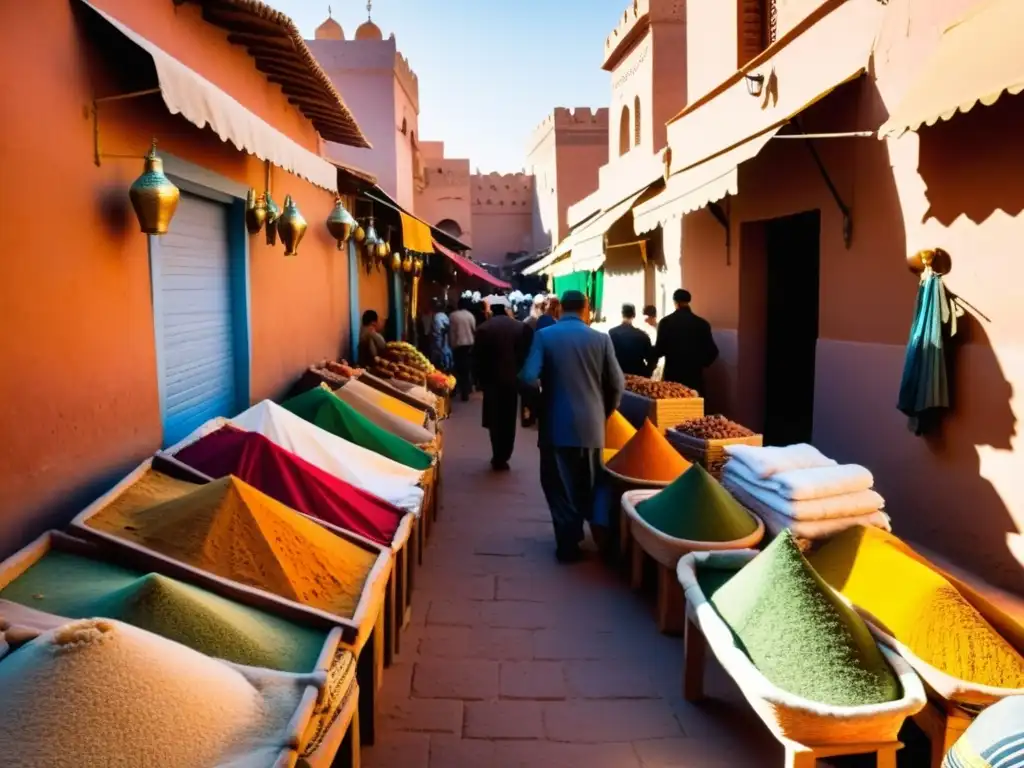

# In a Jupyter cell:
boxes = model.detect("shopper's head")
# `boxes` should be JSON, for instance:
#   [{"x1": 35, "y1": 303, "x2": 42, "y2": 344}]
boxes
[
  {"x1": 458, "y1": 297, "x2": 472, "y2": 311},
  {"x1": 673, "y1": 289, "x2": 692, "y2": 309},
  {"x1": 545, "y1": 296, "x2": 562, "y2": 319},
  {"x1": 621, "y1": 303, "x2": 636, "y2": 322},
  {"x1": 361, "y1": 309, "x2": 379, "y2": 329},
  {"x1": 561, "y1": 290, "x2": 588, "y2": 316},
  {"x1": 490, "y1": 301, "x2": 507, "y2": 317},
  {"x1": 643, "y1": 305, "x2": 657, "y2": 327}
]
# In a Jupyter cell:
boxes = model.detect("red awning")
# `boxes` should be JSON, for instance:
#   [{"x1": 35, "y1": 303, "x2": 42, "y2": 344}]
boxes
[{"x1": 432, "y1": 239, "x2": 511, "y2": 289}]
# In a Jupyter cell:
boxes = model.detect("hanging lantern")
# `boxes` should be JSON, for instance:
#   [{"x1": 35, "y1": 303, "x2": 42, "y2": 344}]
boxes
[
  {"x1": 402, "y1": 253, "x2": 414, "y2": 273},
  {"x1": 264, "y1": 193, "x2": 281, "y2": 246},
  {"x1": 278, "y1": 194, "x2": 307, "y2": 256},
  {"x1": 326, "y1": 196, "x2": 356, "y2": 249},
  {"x1": 413, "y1": 257, "x2": 423, "y2": 277},
  {"x1": 375, "y1": 236, "x2": 389, "y2": 261},
  {"x1": 390, "y1": 251, "x2": 402, "y2": 271},
  {"x1": 129, "y1": 140, "x2": 180, "y2": 235},
  {"x1": 245, "y1": 189, "x2": 267, "y2": 235},
  {"x1": 354, "y1": 223, "x2": 366, "y2": 243},
  {"x1": 363, "y1": 218, "x2": 380, "y2": 261}
]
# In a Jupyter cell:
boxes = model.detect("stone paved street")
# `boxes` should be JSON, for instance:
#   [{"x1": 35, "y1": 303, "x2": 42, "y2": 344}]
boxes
[{"x1": 363, "y1": 397, "x2": 783, "y2": 767}]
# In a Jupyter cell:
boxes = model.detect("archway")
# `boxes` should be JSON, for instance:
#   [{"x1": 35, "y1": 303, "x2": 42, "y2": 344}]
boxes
[{"x1": 436, "y1": 219, "x2": 463, "y2": 238}]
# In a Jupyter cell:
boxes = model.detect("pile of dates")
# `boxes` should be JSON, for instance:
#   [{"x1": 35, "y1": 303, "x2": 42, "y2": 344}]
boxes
[
  {"x1": 674, "y1": 414, "x2": 754, "y2": 440},
  {"x1": 624, "y1": 375, "x2": 698, "y2": 399}
]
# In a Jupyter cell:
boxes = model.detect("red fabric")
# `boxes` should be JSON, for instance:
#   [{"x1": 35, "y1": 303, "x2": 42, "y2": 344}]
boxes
[
  {"x1": 432, "y1": 239, "x2": 511, "y2": 289},
  {"x1": 173, "y1": 426, "x2": 404, "y2": 546}
]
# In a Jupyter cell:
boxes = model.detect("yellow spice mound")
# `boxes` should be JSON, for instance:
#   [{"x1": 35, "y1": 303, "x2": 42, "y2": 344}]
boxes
[
  {"x1": 0, "y1": 619, "x2": 267, "y2": 767},
  {"x1": 810, "y1": 527, "x2": 1024, "y2": 689},
  {"x1": 87, "y1": 475, "x2": 378, "y2": 619},
  {"x1": 605, "y1": 410, "x2": 637, "y2": 450},
  {"x1": 98, "y1": 467, "x2": 202, "y2": 520},
  {"x1": 602, "y1": 448, "x2": 619, "y2": 464},
  {"x1": 607, "y1": 419, "x2": 691, "y2": 483}
]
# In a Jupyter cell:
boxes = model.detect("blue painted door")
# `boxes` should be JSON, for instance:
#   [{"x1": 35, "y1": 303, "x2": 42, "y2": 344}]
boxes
[{"x1": 153, "y1": 192, "x2": 241, "y2": 446}]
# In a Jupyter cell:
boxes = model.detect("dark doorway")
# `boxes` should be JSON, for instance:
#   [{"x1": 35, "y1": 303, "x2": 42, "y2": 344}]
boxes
[{"x1": 763, "y1": 210, "x2": 820, "y2": 446}]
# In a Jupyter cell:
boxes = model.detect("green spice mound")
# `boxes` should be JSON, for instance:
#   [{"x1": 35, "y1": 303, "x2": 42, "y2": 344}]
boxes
[
  {"x1": 700, "y1": 531, "x2": 901, "y2": 706},
  {"x1": 635, "y1": 464, "x2": 759, "y2": 542},
  {"x1": 0, "y1": 551, "x2": 326, "y2": 673}
]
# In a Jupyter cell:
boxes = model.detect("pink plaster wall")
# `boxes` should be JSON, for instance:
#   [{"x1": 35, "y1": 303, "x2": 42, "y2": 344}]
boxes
[
  {"x1": 470, "y1": 173, "x2": 535, "y2": 263},
  {"x1": 673, "y1": 0, "x2": 1024, "y2": 592},
  {"x1": 415, "y1": 141, "x2": 473, "y2": 245}
]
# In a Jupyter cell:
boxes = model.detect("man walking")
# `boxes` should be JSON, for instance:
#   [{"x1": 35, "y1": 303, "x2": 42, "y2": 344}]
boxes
[
  {"x1": 474, "y1": 299, "x2": 531, "y2": 471},
  {"x1": 643, "y1": 304, "x2": 658, "y2": 330},
  {"x1": 609, "y1": 303, "x2": 655, "y2": 376},
  {"x1": 449, "y1": 297, "x2": 477, "y2": 402},
  {"x1": 520, "y1": 291, "x2": 625, "y2": 562},
  {"x1": 653, "y1": 289, "x2": 719, "y2": 393},
  {"x1": 536, "y1": 296, "x2": 561, "y2": 331}
]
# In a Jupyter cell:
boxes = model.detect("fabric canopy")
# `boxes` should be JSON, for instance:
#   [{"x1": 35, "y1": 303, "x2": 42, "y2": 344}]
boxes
[
  {"x1": 633, "y1": 127, "x2": 781, "y2": 234},
  {"x1": 81, "y1": 1, "x2": 337, "y2": 190},
  {"x1": 879, "y1": 0, "x2": 1024, "y2": 138},
  {"x1": 521, "y1": 210, "x2": 602, "y2": 277},
  {"x1": 213, "y1": 400, "x2": 425, "y2": 514},
  {"x1": 432, "y1": 239, "x2": 511, "y2": 289},
  {"x1": 400, "y1": 211, "x2": 434, "y2": 254},
  {"x1": 172, "y1": 426, "x2": 406, "y2": 547},
  {"x1": 282, "y1": 386, "x2": 434, "y2": 470},
  {"x1": 569, "y1": 187, "x2": 651, "y2": 271},
  {"x1": 334, "y1": 382, "x2": 435, "y2": 445}
]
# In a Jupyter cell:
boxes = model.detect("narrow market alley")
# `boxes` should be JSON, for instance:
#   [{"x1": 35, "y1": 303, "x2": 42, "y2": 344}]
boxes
[{"x1": 362, "y1": 397, "x2": 781, "y2": 768}]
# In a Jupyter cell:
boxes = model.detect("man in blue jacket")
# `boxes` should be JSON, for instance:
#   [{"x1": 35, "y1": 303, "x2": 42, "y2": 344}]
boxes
[{"x1": 519, "y1": 291, "x2": 625, "y2": 562}]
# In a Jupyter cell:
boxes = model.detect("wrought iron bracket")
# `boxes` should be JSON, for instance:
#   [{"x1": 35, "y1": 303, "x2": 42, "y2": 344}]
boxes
[
  {"x1": 91, "y1": 88, "x2": 162, "y2": 166},
  {"x1": 793, "y1": 118, "x2": 852, "y2": 248},
  {"x1": 707, "y1": 199, "x2": 732, "y2": 265}
]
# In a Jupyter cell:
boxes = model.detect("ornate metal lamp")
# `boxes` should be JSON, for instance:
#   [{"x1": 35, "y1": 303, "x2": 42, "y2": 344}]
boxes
[
  {"x1": 326, "y1": 196, "x2": 356, "y2": 249},
  {"x1": 278, "y1": 195, "x2": 307, "y2": 256},
  {"x1": 129, "y1": 140, "x2": 180, "y2": 235}
]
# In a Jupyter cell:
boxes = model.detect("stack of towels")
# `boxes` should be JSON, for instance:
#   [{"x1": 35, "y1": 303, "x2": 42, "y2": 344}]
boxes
[{"x1": 721, "y1": 443, "x2": 890, "y2": 541}]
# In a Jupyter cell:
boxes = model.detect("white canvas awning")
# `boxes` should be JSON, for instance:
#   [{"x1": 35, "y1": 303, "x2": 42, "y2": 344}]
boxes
[
  {"x1": 568, "y1": 187, "x2": 651, "y2": 271},
  {"x1": 82, "y1": 1, "x2": 338, "y2": 190}
]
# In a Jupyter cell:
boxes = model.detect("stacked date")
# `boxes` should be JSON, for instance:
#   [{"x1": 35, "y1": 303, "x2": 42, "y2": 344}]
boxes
[
  {"x1": 624, "y1": 375, "x2": 698, "y2": 400},
  {"x1": 674, "y1": 414, "x2": 754, "y2": 440}
]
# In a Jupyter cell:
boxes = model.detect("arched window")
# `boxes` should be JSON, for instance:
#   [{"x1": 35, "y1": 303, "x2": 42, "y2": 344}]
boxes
[
  {"x1": 634, "y1": 96, "x2": 642, "y2": 146},
  {"x1": 619, "y1": 105, "x2": 631, "y2": 156},
  {"x1": 435, "y1": 219, "x2": 463, "y2": 238}
]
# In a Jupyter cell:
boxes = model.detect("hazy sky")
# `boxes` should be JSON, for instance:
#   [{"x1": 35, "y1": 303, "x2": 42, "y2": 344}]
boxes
[{"x1": 268, "y1": 0, "x2": 627, "y2": 172}]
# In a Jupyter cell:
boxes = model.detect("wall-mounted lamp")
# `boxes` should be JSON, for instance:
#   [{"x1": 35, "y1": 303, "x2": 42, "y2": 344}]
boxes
[
  {"x1": 326, "y1": 196, "x2": 356, "y2": 249},
  {"x1": 264, "y1": 192, "x2": 281, "y2": 245},
  {"x1": 245, "y1": 189, "x2": 267, "y2": 235},
  {"x1": 129, "y1": 140, "x2": 180, "y2": 235},
  {"x1": 278, "y1": 195, "x2": 307, "y2": 256},
  {"x1": 744, "y1": 73, "x2": 765, "y2": 98}
]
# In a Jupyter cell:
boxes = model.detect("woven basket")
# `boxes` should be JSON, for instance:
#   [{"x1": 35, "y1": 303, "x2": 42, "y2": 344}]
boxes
[
  {"x1": 666, "y1": 431, "x2": 763, "y2": 479},
  {"x1": 677, "y1": 550, "x2": 927, "y2": 745},
  {"x1": 621, "y1": 489, "x2": 765, "y2": 569}
]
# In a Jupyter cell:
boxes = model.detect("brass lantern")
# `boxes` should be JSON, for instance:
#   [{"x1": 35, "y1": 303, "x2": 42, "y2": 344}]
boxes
[
  {"x1": 375, "y1": 234, "x2": 389, "y2": 261},
  {"x1": 245, "y1": 189, "x2": 267, "y2": 235},
  {"x1": 264, "y1": 192, "x2": 281, "y2": 246},
  {"x1": 413, "y1": 257, "x2": 423, "y2": 277},
  {"x1": 278, "y1": 194, "x2": 308, "y2": 256},
  {"x1": 402, "y1": 253, "x2": 414, "y2": 273},
  {"x1": 326, "y1": 196, "x2": 356, "y2": 250},
  {"x1": 129, "y1": 140, "x2": 180, "y2": 235},
  {"x1": 354, "y1": 223, "x2": 366, "y2": 243},
  {"x1": 390, "y1": 250, "x2": 402, "y2": 271},
  {"x1": 363, "y1": 218, "x2": 380, "y2": 259}
]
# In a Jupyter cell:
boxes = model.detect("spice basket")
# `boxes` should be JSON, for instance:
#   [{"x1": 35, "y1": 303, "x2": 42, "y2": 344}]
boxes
[
  {"x1": 600, "y1": 464, "x2": 673, "y2": 575},
  {"x1": 0, "y1": 530, "x2": 360, "y2": 767},
  {"x1": 618, "y1": 390, "x2": 704, "y2": 432},
  {"x1": 676, "y1": 550, "x2": 926, "y2": 754},
  {"x1": 620, "y1": 490, "x2": 764, "y2": 634},
  {"x1": 665, "y1": 430, "x2": 763, "y2": 479}
]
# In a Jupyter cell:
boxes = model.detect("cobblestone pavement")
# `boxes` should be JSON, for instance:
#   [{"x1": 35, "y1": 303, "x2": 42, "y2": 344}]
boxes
[{"x1": 362, "y1": 397, "x2": 926, "y2": 767}]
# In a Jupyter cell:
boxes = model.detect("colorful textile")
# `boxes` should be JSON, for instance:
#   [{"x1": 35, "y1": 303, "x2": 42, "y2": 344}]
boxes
[
  {"x1": 173, "y1": 425, "x2": 405, "y2": 546},
  {"x1": 943, "y1": 696, "x2": 1024, "y2": 768},
  {"x1": 282, "y1": 387, "x2": 433, "y2": 470}
]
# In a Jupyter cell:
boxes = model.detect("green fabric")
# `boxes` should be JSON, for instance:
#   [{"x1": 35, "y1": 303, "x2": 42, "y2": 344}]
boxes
[
  {"x1": 589, "y1": 268, "x2": 605, "y2": 320},
  {"x1": 897, "y1": 272, "x2": 956, "y2": 435},
  {"x1": 0, "y1": 551, "x2": 326, "y2": 672},
  {"x1": 636, "y1": 464, "x2": 758, "y2": 542},
  {"x1": 699, "y1": 531, "x2": 901, "y2": 706},
  {"x1": 553, "y1": 270, "x2": 589, "y2": 300},
  {"x1": 282, "y1": 386, "x2": 433, "y2": 470}
]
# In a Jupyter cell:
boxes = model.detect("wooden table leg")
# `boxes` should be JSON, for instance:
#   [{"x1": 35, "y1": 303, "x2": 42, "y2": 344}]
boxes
[
  {"x1": 337, "y1": 701, "x2": 361, "y2": 768},
  {"x1": 417, "y1": 512, "x2": 426, "y2": 565},
  {"x1": 876, "y1": 744, "x2": 899, "y2": 768},
  {"x1": 683, "y1": 614, "x2": 706, "y2": 702},
  {"x1": 630, "y1": 539, "x2": 644, "y2": 591},
  {"x1": 393, "y1": 548, "x2": 405, "y2": 655},
  {"x1": 656, "y1": 564, "x2": 687, "y2": 635},
  {"x1": 383, "y1": 570, "x2": 396, "y2": 668},
  {"x1": 354, "y1": 613, "x2": 384, "y2": 747},
  {"x1": 784, "y1": 746, "x2": 817, "y2": 768}
]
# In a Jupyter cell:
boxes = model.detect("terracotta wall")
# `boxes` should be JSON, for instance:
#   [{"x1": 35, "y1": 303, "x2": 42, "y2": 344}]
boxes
[
  {"x1": 675, "y1": 4, "x2": 1024, "y2": 592},
  {"x1": 0, "y1": 1, "x2": 351, "y2": 556}
]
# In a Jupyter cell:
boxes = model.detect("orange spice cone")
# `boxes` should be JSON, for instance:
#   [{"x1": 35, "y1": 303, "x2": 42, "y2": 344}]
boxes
[{"x1": 606, "y1": 419, "x2": 691, "y2": 482}]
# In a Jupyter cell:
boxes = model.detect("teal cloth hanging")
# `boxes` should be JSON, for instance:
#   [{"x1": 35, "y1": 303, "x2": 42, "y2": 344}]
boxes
[{"x1": 897, "y1": 270, "x2": 960, "y2": 435}]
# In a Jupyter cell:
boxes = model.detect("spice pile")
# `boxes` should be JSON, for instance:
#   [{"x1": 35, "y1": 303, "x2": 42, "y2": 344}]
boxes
[
  {"x1": 673, "y1": 415, "x2": 754, "y2": 440},
  {"x1": 809, "y1": 526, "x2": 1024, "y2": 689},
  {"x1": 0, "y1": 550, "x2": 327, "y2": 672},
  {"x1": 636, "y1": 465, "x2": 759, "y2": 542},
  {"x1": 700, "y1": 531, "x2": 901, "y2": 706},
  {"x1": 325, "y1": 360, "x2": 361, "y2": 378},
  {"x1": 605, "y1": 410, "x2": 637, "y2": 450},
  {"x1": 97, "y1": 467, "x2": 203, "y2": 522},
  {"x1": 606, "y1": 420, "x2": 691, "y2": 483},
  {"x1": 625, "y1": 375, "x2": 699, "y2": 400},
  {"x1": 0, "y1": 619, "x2": 302, "y2": 767},
  {"x1": 84, "y1": 475, "x2": 379, "y2": 618}
]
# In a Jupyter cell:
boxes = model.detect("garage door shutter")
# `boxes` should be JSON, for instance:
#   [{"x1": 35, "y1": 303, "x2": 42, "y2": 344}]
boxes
[{"x1": 154, "y1": 192, "x2": 240, "y2": 446}]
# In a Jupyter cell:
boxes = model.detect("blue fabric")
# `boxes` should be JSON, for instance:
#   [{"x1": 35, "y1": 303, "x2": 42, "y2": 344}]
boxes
[
  {"x1": 536, "y1": 314, "x2": 557, "y2": 331},
  {"x1": 898, "y1": 272, "x2": 955, "y2": 435},
  {"x1": 943, "y1": 696, "x2": 1024, "y2": 768},
  {"x1": 519, "y1": 314, "x2": 625, "y2": 449}
]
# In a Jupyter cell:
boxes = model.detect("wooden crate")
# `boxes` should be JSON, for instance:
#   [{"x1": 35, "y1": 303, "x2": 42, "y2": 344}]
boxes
[
  {"x1": 0, "y1": 530, "x2": 360, "y2": 767},
  {"x1": 648, "y1": 397, "x2": 705, "y2": 431},
  {"x1": 666, "y1": 431, "x2": 763, "y2": 478}
]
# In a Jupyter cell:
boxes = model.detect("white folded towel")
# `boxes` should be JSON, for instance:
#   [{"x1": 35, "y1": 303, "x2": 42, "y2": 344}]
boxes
[
  {"x1": 724, "y1": 443, "x2": 836, "y2": 479},
  {"x1": 726, "y1": 482, "x2": 891, "y2": 541},
  {"x1": 722, "y1": 472, "x2": 885, "y2": 521},
  {"x1": 767, "y1": 465, "x2": 875, "y2": 501}
]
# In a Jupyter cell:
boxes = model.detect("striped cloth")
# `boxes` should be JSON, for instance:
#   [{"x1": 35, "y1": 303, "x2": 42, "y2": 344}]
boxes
[{"x1": 944, "y1": 697, "x2": 1024, "y2": 768}]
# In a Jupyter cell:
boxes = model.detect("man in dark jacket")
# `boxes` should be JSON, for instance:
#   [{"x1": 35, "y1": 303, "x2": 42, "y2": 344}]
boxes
[
  {"x1": 520, "y1": 291, "x2": 625, "y2": 562},
  {"x1": 609, "y1": 303, "x2": 654, "y2": 376},
  {"x1": 474, "y1": 300, "x2": 532, "y2": 471},
  {"x1": 653, "y1": 289, "x2": 719, "y2": 394}
]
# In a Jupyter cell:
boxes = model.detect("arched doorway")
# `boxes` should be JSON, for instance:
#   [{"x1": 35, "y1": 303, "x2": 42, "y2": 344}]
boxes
[{"x1": 435, "y1": 219, "x2": 463, "y2": 238}]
